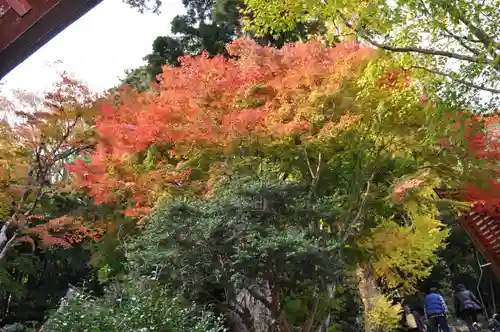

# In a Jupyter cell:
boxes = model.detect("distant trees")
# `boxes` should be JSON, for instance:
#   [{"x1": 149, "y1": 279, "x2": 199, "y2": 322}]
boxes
[{"x1": 120, "y1": 0, "x2": 325, "y2": 89}]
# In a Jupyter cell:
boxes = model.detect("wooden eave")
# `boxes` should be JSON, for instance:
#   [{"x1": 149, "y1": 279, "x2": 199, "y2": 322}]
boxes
[
  {"x1": 0, "y1": 0, "x2": 102, "y2": 80},
  {"x1": 435, "y1": 188, "x2": 500, "y2": 279}
]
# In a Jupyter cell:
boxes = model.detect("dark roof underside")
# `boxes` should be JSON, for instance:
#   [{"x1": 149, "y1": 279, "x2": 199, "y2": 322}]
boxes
[{"x1": 0, "y1": 0, "x2": 102, "y2": 80}]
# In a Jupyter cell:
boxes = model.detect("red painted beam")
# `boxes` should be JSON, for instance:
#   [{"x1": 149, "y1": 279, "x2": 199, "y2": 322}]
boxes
[
  {"x1": 6, "y1": 0, "x2": 31, "y2": 16},
  {"x1": 0, "y1": 0, "x2": 102, "y2": 79},
  {"x1": 0, "y1": 0, "x2": 61, "y2": 53},
  {"x1": 460, "y1": 211, "x2": 500, "y2": 279}
]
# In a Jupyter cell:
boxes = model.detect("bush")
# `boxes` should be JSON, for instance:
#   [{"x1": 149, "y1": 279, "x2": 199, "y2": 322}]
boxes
[{"x1": 44, "y1": 279, "x2": 226, "y2": 332}]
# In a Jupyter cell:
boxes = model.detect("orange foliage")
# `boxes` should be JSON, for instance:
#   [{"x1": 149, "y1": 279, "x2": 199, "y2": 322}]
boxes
[
  {"x1": 68, "y1": 39, "x2": 375, "y2": 214},
  {"x1": 378, "y1": 68, "x2": 412, "y2": 91},
  {"x1": 392, "y1": 170, "x2": 431, "y2": 203},
  {"x1": 0, "y1": 73, "x2": 99, "y2": 254}
]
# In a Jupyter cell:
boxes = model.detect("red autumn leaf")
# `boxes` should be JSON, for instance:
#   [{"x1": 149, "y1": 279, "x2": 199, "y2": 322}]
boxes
[{"x1": 42, "y1": 234, "x2": 72, "y2": 249}]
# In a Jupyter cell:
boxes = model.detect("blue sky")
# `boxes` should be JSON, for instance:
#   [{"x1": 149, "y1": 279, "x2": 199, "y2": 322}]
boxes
[{"x1": 1, "y1": 0, "x2": 185, "y2": 93}]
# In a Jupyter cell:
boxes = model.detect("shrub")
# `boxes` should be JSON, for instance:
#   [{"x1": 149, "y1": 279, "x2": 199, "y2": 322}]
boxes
[{"x1": 44, "y1": 279, "x2": 226, "y2": 332}]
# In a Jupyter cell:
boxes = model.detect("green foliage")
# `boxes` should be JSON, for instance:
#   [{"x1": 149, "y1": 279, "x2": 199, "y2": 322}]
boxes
[
  {"x1": 123, "y1": 0, "x2": 162, "y2": 13},
  {"x1": 44, "y1": 279, "x2": 225, "y2": 332},
  {"x1": 126, "y1": 178, "x2": 345, "y2": 330},
  {"x1": 118, "y1": 66, "x2": 153, "y2": 92},
  {"x1": 0, "y1": 247, "x2": 97, "y2": 327},
  {"x1": 359, "y1": 187, "x2": 449, "y2": 295},
  {"x1": 243, "y1": 0, "x2": 500, "y2": 111},
  {"x1": 365, "y1": 294, "x2": 402, "y2": 332},
  {"x1": 142, "y1": 0, "x2": 238, "y2": 79},
  {"x1": 138, "y1": 0, "x2": 326, "y2": 81}
]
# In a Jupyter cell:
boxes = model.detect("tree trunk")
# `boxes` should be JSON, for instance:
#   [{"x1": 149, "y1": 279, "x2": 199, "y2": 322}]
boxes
[
  {"x1": 356, "y1": 265, "x2": 380, "y2": 332},
  {"x1": 314, "y1": 285, "x2": 336, "y2": 332},
  {"x1": 0, "y1": 222, "x2": 16, "y2": 261},
  {"x1": 237, "y1": 289, "x2": 274, "y2": 332},
  {"x1": 225, "y1": 309, "x2": 253, "y2": 332},
  {"x1": 38, "y1": 285, "x2": 78, "y2": 332}
]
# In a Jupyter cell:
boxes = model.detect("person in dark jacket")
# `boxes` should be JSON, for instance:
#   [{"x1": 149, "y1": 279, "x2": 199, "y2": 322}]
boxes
[
  {"x1": 454, "y1": 284, "x2": 483, "y2": 332},
  {"x1": 401, "y1": 305, "x2": 427, "y2": 332},
  {"x1": 424, "y1": 287, "x2": 452, "y2": 332},
  {"x1": 488, "y1": 313, "x2": 500, "y2": 331}
]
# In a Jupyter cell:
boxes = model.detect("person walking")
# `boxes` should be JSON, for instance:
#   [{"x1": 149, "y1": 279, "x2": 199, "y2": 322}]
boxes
[
  {"x1": 488, "y1": 313, "x2": 500, "y2": 331},
  {"x1": 454, "y1": 284, "x2": 483, "y2": 332},
  {"x1": 424, "y1": 287, "x2": 452, "y2": 332},
  {"x1": 401, "y1": 305, "x2": 427, "y2": 332}
]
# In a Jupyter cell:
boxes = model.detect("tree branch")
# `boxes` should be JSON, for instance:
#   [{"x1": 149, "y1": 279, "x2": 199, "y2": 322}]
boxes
[
  {"x1": 342, "y1": 172, "x2": 376, "y2": 242},
  {"x1": 337, "y1": 10, "x2": 493, "y2": 67},
  {"x1": 247, "y1": 287, "x2": 273, "y2": 312},
  {"x1": 411, "y1": 65, "x2": 500, "y2": 93},
  {"x1": 302, "y1": 296, "x2": 319, "y2": 332},
  {"x1": 52, "y1": 143, "x2": 96, "y2": 164},
  {"x1": 362, "y1": 33, "x2": 485, "y2": 64},
  {"x1": 304, "y1": 149, "x2": 315, "y2": 179},
  {"x1": 23, "y1": 187, "x2": 44, "y2": 217},
  {"x1": 456, "y1": 14, "x2": 499, "y2": 59},
  {"x1": 0, "y1": 233, "x2": 17, "y2": 260},
  {"x1": 0, "y1": 222, "x2": 10, "y2": 250},
  {"x1": 416, "y1": 0, "x2": 481, "y2": 56}
]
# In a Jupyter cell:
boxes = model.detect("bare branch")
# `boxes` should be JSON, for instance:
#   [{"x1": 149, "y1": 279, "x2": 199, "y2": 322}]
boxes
[
  {"x1": 23, "y1": 187, "x2": 44, "y2": 216},
  {"x1": 302, "y1": 296, "x2": 319, "y2": 332},
  {"x1": 303, "y1": 149, "x2": 315, "y2": 179},
  {"x1": 52, "y1": 143, "x2": 96, "y2": 164},
  {"x1": 0, "y1": 222, "x2": 10, "y2": 249},
  {"x1": 0, "y1": 233, "x2": 17, "y2": 260},
  {"x1": 342, "y1": 172, "x2": 376, "y2": 242},
  {"x1": 411, "y1": 65, "x2": 500, "y2": 93},
  {"x1": 51, "y1": 115, "x2": 82, "y2": 156}
]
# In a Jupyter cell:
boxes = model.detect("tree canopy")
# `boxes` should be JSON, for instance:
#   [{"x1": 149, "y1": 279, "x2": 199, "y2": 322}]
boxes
[
  {"x1": 2, "y1": 2, "x2": 499, "y2": 330},
  {"x1": 63, "y1": 38, "x2": 500, "y2": 331},
  {"x1": 243, "y1": 0, "x2": 500, "y2": 111}
]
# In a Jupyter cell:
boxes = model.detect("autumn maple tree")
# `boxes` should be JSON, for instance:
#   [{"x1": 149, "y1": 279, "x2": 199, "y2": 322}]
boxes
[
  {"x1": 0, "y1": 73, "x2": 99, "y2": 260},
  {"x1": 66, "y1": 38, "x2": 490, "y2": 331},
  {"x1": 69, "y1": 40, "x2": 376, "y2": 213},
  {"x1": 463, "y1": 113, "x2": 500, "y2": 215}
]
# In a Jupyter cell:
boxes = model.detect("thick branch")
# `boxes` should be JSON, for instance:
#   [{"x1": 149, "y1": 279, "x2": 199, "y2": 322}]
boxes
[
  {"x1": 457, "y1": 15, "x2": 499, "y2": 58},
  {"x1": 416, "y1": 0, "x2": 481, "y2": 56},
  {"x1": 338, "y1": 10, "x2": 495, "y2": 68},
  {"x1": 0, "y1": 233, "x2": 17, "y2": 260},
  {"x1": 361, "y1": 33, "x2": 485, "y2": 64},
  {"x1": 0, "y1": 222, "x2": 10, "y2": 250},
  {"x1": 247, "y1": 287, "x2": 273, "y2": 312}
]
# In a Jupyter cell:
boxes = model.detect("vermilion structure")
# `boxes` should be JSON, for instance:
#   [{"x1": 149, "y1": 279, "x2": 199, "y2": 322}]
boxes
[
  {"x1": 0, "y1": 0, "x2": 102, "y2": 79},
  {"x1": 463, "y1": 204, "x2": 500, "y2": 277},
  {"x1": 435, "y1": 188, "x2": 500, "y2": 279},
  {"x1": 436, "y1": 112, "x2": 500, "y2": 279}
]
